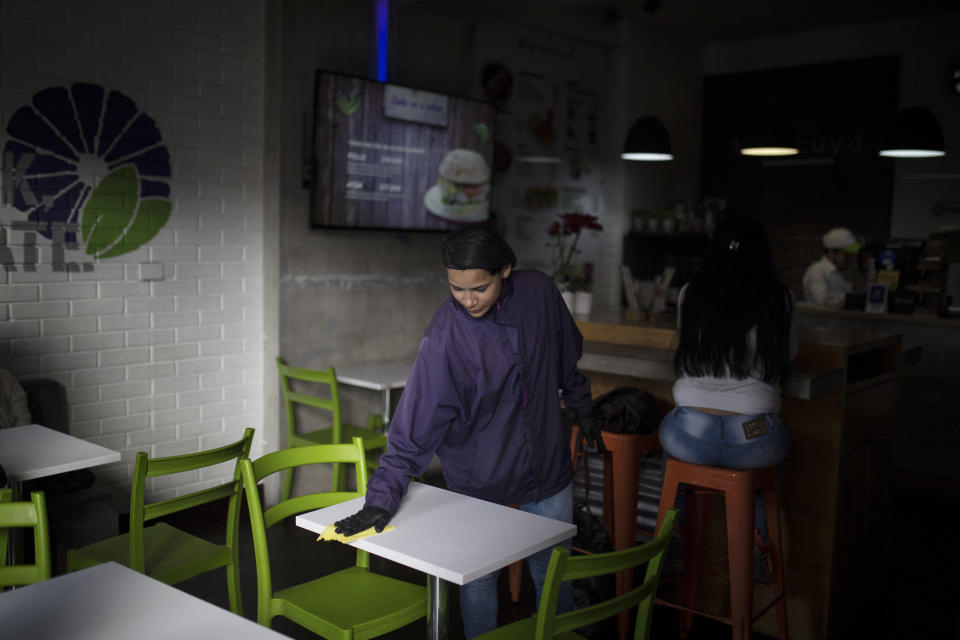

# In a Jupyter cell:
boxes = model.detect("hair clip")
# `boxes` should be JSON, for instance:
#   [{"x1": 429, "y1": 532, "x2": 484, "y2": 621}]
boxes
[{"x1": 728, "y1": 240, "x2": 741, "y2": 251}]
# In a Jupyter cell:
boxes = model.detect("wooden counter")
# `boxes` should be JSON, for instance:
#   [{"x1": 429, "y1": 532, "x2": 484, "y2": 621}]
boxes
[
  {"x1": 797, "y1": 301, "x2": 960, "y2": 328},
  {"x1": 576, "y1": 315, "x2": 901, "y2": 640}
]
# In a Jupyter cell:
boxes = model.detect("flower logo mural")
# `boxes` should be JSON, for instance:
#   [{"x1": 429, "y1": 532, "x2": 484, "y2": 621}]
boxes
[{"x1": 3, "y1": 82, "x2": 171, "y2": 259}]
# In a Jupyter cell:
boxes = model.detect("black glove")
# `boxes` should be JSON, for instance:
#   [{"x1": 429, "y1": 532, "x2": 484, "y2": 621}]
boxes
[
  {"x1": 577, "y1": 411, "x2": 607, "y2": 454},
  {"x1": 334, "y1": 505, "x2": 392, "y2": 536}
]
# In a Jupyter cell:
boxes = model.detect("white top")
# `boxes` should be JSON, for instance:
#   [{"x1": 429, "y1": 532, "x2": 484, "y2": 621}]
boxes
[
  {"x1": 296, "y1": 481, "x2": 576, "y2": 585},
  {"x1": 0, "y1": 562, "x2": 287, "y2": 639},
  {"x1": 0, "y1": 424, "x2": 121, "y2": 482},
  {"x1": 335, "y1": 361, "x2": 413, "y2": 391},
  {"x1": 802, "y1": 255, "x2": 852, "y2": 306},
  {"x1": 671, "y1": 285, "x2": 798, "y2": 414}
]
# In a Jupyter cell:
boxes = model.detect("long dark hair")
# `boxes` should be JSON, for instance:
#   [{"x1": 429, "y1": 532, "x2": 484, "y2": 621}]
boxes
[
  {"x1": 675, "y1": 216, "x2": 793, "y2": 384},
  {"x1": 440, "y1": 224, "x2": 517, "y2": 274}
]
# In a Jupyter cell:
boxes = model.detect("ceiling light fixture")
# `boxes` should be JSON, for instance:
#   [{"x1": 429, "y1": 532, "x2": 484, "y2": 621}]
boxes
[
  {"x1": 621, "y1": 116, "x2": 673, "y2": 161},
  {"x1": 738, "y1": 109, "x2": 799, "y2": 157},
  {"x1": 878, "y1": 105, "x2": 946, "y2": 158}
]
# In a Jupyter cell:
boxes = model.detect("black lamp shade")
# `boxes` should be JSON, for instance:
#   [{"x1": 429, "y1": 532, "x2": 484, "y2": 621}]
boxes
[
  {"x1": 621, "y1": 116, "x2": 673, "y2": 161},
  {"x1": 878, "y1": 105, "x2": 946, "y2": 158},
  {"x1": 738, "y1": 109, "x2": 799, "y2": 157}
]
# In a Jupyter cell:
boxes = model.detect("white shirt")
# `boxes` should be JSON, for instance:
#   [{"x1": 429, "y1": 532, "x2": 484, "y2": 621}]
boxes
[
  {"x1": 671, "y1": 285, "x2": 798, "y2": 414},
  {"x1": 802, "y1": 255, "x2": 851, "y2": 306}
]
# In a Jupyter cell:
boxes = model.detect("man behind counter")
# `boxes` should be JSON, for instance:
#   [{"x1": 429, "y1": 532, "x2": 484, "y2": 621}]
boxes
[{"x1": 802, "y1": 227, "x2": 862, "y2": 306}]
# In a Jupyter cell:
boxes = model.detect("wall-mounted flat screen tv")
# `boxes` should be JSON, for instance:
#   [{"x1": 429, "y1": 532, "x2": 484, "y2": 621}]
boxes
[{"x1": 310, "y1": 70, "x2": 497, "y2": 231}]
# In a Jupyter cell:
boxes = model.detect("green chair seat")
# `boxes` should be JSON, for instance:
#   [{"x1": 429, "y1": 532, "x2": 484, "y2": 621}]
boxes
[
  {"x1": 66, "y1": 522, "x2": 234, "y2": 584},
  {"x1": 289, "y1": 422, "x2": 387, "y2": 450},
  {"x1": 273, "y1": 566, "x2": 428, "y2": 640}
]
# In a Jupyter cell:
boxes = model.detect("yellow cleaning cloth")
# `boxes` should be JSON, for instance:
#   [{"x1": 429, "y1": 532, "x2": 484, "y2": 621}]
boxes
[{"x1": 318, "y1": 523, "x2": 395, "y2": 543}]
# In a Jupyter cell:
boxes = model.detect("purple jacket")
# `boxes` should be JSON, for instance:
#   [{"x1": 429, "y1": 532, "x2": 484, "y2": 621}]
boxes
[{"x1": 365, "y1": 269, "x2": 594, "y2": 515}]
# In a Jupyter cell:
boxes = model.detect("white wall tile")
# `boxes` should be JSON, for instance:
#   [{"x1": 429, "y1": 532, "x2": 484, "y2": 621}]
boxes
[
  {"x1": 175, "y1": 357, "x2": 221, "y2": 376},
  {"x1": 73, "y1": 400, "x2": 127, "y2": 421},
  {"x1": 0, "y1": 285, "x2": 39, "y2": 302},
  {"x1": 152, "y1": 343, "x2": 200, "y2": 361},
  {"x1": 153, "y1": 375, "x2": 200, "y2": 395},
  {"x1": 11, "y1": 335, "x2": 70, "y2": 355},
  {"x1": 102, "y1": 413, "x2": 152, "y2": 434},
  {"x1": 1, "y1": 321, "x2": 41, "y2": 339},
  {"x1": 126, "y1": 329, "x2": 176, "y2": 347},
  {"x1": 101, "y1": 381, "x2": 152, "y2": 402},
  {"x1": 72, "y1": 332, "x2": 125, "y2": 351},
  {"x1": 100, "y1": 347, "x2": 151, "y2": 366},
  {"x1": 129, "y1": 394, "x2": 177, "y2": 414},
  {"x1": 10, "y1": 301, "x2": 69, "y2": 319}
]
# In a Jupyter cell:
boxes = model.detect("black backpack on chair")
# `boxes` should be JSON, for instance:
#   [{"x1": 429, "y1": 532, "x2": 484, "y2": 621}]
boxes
[{"x1": 593, "y1": 386, "x2": 657, "y2": 435}]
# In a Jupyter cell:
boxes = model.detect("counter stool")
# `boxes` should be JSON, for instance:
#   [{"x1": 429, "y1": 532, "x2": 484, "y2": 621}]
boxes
[{"x1": 654, "y1": 457, "x2": 788, "y2": 640}]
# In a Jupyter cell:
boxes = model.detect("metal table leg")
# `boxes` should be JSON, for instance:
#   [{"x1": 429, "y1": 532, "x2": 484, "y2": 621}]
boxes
[
  {"x1": 427, "y1": 574, "x2": 449, "y2": 640},
  {"x1": 382, "y1": 388, "x2": 392, "y2": 429}
]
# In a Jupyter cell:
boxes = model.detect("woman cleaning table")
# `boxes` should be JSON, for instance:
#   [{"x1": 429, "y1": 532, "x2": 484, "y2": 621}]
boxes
[{"x1": 334, "y1": 224, "x2": 605, "y2": 639}]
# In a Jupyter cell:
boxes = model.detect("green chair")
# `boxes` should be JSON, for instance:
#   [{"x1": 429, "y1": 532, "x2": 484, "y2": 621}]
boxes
[
  {"x1": 0, "y1": 489, "x2": 52, "y2": 588},
  {"x1": 65, "y1": 428, "x2": 254, "y2": 614},
  {"x1": 276, "y1": 357, "x2": 387, "y2": 498},
  {"x1": 240, "y1": 437, "x2": 427, "y2": 638},
  {"x1": 476, "y1": 508, "x2": 680, "y2": 640}
]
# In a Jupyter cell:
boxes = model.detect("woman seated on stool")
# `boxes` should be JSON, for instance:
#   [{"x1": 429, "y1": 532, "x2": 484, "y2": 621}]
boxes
[{"x1": 659, "y1": 215, "x2": 797, "y2": 582}]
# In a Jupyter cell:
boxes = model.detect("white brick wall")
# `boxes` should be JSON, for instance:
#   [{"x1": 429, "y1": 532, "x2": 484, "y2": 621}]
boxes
[{"x1": 0, "y1": 0, "x2": 266, "y2": 501}]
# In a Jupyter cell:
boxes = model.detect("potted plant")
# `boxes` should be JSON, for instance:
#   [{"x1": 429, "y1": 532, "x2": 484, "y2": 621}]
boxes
[{"x1": 546, "y1": 212, "x2": 603, "y2": 315}]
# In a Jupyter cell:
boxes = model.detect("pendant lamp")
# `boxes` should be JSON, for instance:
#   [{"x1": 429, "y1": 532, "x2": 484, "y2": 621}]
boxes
[
  {"x1": 621, "y1": 116, "x2": 673, "y2": 161},
  {"x1": 738, "y1": 108, "x2": 799, "y2": 157},
  {"x1": 878, "y1": 105, "x2": 945, "y2": 158}
]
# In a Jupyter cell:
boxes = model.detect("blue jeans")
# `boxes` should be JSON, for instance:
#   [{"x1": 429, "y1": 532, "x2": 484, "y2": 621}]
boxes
[
  {"x1": 460, "y1": 483, "x2": 574, "y2": 639},
  {"x1": 658, "y1": 406, "x2": 789, "y2": 539}
]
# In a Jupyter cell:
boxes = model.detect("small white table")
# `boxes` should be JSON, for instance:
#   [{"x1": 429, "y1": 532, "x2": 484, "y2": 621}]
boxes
[
  {"x1": 0, "y1": 562, "x2": 288, "y2": 639},
  {"x1": 0, "y1": 423, "x2": 121, "y2": 564},
  {"x1": 0, "y1": 423, "x2": 121, "y2": 496},
  {"x1": 336, "y1": 360, "x2": 413, "y2": 426},
  {"x1": 296, "y1": 481, "x2": 577, "y2": 640}
]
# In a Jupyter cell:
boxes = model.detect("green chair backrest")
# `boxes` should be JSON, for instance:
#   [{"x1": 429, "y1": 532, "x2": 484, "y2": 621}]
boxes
[
  {"x1": 239, "y1": 437, "x2": 369, "y2": 624},
  {"x1": 128, "y1": 427, "x2": 255, "y2": 573},
  {"x1": 276, "y1": 357, "x2": 343, "y2": 443},
  {"x1": 534, "y1": 508, "x2": 679, "y2": 640},
  {"x1": 0, "y1": 489, "x2": 52, "y2": 588}
]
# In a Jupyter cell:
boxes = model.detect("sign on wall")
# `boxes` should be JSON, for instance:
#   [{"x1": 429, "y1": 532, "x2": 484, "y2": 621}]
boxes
[
  {"x1": 1, "y1": 82, "x2": 171, "y2": 271},
  {"x1": 472, "y1": 22, "x2": 607, "y2": 276}
]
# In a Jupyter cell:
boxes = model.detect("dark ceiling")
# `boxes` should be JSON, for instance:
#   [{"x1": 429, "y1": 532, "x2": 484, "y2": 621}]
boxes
[{"x1": 397, "y1": 0, "x2": 958, "y2": 41}]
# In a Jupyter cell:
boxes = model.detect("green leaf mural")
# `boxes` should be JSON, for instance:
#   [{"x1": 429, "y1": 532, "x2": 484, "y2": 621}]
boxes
[
  {"x1": 337, "y1": 90, "x2": 361, "y2": 115},
  {"x1": 81, "y1": 166, "x2": 170, "y2": 259}
]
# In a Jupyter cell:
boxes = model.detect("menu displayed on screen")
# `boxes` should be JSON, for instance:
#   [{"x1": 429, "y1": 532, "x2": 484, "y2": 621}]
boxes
[{"x1": 311, "y1": 71, "x2": 497, "y2": 231}]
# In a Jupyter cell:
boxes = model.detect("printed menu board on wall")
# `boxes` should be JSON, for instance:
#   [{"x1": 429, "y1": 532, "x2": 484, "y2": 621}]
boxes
[
  {"x1": 473, "y1": 23, "x2": 607, "y2": 274},
  {"x1": 311, "y1": 71, "x2": 496, "y2": 231}
]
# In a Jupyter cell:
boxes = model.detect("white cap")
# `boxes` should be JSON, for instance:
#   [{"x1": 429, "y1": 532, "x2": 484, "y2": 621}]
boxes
[{"x1": 822, "y1": 227, "x2": 861, "y2": 254}]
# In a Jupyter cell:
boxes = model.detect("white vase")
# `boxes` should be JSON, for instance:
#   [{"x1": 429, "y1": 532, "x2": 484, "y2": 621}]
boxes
[
  {"x1": 573, "y1": 291, "x2": 593, "y2": 317},
  {"x1": 561, "y1": 290, "x2": 575, "y2": 313}
]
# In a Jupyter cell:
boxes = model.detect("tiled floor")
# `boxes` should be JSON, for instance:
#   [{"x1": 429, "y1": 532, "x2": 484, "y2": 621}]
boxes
[{"x1": 44, "y1": 464, "x2": 959, "y2": 640}]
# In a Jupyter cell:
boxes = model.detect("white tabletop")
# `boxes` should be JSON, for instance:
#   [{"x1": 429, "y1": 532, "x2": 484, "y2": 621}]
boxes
[
  {"x1": 0, "y1": 423, "x2": 121, "y2": 482},
  {"x1": 0, "y1": 562, "x2": 287, "y2": 639},
  {"x1": 296, "y1": 482, "x2": 577, "y2": 585},
  {"x1": 335, "y1": 361, "x2": 412, "y2": 391}
]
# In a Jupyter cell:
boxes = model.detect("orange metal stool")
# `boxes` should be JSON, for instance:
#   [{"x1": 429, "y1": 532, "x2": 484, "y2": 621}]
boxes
[{"x1": 654, "y1": 457, "x2": 788, "y2": 640}]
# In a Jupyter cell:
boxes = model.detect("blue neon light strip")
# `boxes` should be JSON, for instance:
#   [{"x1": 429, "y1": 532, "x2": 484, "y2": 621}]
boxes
[{"x1": 376, "y1": 0, "x2": 389, "y2": 82}]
